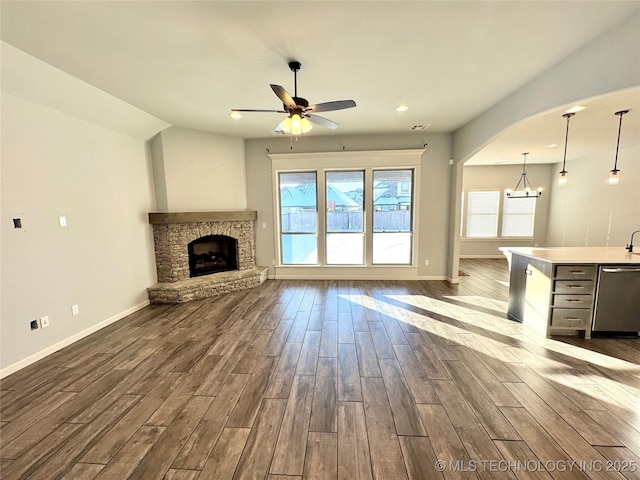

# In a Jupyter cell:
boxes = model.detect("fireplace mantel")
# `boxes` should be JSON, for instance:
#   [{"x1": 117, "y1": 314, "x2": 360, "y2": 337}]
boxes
[{"x1": 149, "y1": 211, "x2": 257, "y2": 224}]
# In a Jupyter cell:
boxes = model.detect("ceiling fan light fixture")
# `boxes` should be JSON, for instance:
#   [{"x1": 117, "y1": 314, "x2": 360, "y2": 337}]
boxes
[{"x1": 277, "y1": 114, "x2": 312, "y2": 135}]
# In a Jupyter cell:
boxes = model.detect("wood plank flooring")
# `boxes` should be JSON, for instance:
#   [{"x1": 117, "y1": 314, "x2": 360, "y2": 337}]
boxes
[{"x1": 2, "y1": 259, "x2": 639, "y2": 480}]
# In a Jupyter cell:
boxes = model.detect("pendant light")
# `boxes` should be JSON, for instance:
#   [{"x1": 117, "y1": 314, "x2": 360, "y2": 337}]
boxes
[
  {"x1": 506, "y1": 153, "x2": 543, "y2": 198},
  {"x1": 558, "y1": 112, "x2": 574, "y2": 186},
  {"x1": 608, "y1": 109, "x2": 629, "y2": 186}
]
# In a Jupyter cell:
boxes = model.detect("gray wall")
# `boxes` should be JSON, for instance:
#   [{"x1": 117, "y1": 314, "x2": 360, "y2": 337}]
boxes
[
  {"x1": 1, "y1": 93, "x2": 158, "y2": 373},
  {"x1": 245, "y1": 133, "x2": 454, "y2": 279},
  {"x1": 546, "y1": 145, "x2": 640, "y2": 247},
  {"x1": 150, "y1": 126, "x2": 246, "y2": 212},
  {"x1": 460, "y1": 164, "x2": 553, "y2": 257},
  {"x1": 453, "y1": 12, "x2": 640, "y2": 164}
]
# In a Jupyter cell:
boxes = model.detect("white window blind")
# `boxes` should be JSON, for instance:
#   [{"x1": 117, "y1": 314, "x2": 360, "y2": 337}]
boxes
[
  {"x1": 502, "y1": 192, "x2": 536, "y2": 237},
  {"x1": 465, "y1": 191, "x2": 499, "y2": 238}
]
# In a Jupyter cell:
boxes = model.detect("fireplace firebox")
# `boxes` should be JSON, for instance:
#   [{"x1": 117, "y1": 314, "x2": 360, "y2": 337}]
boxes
[{"x1": 188, "y1": 235, "x2": 238, "y2": 277}]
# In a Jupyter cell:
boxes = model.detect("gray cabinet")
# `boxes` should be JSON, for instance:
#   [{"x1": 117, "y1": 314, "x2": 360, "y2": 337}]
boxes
[{"x1": 507, "y1": 253, "x2": 593, "y2": 338}]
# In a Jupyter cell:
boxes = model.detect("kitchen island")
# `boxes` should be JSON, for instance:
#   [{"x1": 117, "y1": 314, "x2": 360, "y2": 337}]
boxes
[{"x1": 501, "y1": 247, "x2": 640, "y2": 338}]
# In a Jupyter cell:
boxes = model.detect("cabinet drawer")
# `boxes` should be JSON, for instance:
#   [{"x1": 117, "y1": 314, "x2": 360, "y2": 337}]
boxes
[
  {"x1": 554, "y1": 280, "x2": 594, "y2": 294},
  {"x1": 551, "y1": 309, "x2": 590, "y2": 328},
  {"x1": 552, "y1": 294, "x2": 593, "y2": 308},
  {"x1": 555, "y1": 265, "x2": 596, "y2": 280}
]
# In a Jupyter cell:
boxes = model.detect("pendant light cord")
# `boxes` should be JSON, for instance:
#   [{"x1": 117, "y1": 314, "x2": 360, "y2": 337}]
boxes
[
  {"x1": 561, "y1": 113, "x2": 574, "y2": 173},
  {"x1": 613, "y1": 110, "x2": 628, "y2": 171}
]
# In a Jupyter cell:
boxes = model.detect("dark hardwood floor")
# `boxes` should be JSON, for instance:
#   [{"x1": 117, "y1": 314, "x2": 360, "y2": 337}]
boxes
[{"x1": 1, "y1": 259, "x2": 639, "y2": 480}]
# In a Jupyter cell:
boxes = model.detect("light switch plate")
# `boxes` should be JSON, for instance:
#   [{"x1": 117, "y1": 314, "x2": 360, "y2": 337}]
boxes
[{"x1": 58, "y1": 216, "x2": 67, "y2": 227}]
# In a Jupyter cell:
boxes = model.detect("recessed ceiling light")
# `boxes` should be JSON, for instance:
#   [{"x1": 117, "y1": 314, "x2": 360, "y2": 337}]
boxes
[
  {"x1": 546, "y1": 143, "x2": 559, "y2": 148},
  {"x1": 396, "y1": 105, "x2": 409, "y2": 112},
  {"x1": 229, "y1": 111, "x2": 242, "y2": 119},
  {"x1": 565, "y1": 105, "x2": 586, "y2": 114}
]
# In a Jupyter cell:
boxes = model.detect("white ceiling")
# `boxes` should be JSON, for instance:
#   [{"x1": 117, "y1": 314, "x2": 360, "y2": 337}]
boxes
[{"x1": 1, "y1": 1, "x2": 639, "y2": 161}]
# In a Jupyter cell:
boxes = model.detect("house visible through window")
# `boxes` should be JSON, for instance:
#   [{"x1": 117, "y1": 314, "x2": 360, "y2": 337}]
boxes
[
  {"x1": 373, "y1": 170, "x2": 413, "y2": 264},
  {"x1": 279, "y1": 172, "x2": 318, "y2": 264},
  {"x1": 277, "y1": 167, "x2": 415, "y2": 266},
  {"x1": 326, "y1": 171, "x2": 364, "y2": 265}
]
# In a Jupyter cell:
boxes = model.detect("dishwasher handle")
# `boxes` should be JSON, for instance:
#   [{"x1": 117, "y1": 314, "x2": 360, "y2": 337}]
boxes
[{"x1": 601, "y1": 267, "x2": 640, "y2": 273}]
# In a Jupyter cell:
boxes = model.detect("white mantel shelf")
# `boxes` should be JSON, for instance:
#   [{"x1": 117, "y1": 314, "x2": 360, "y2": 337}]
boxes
[
  {"x1": 501, "y1": 246, "x2": 640, "y2": 265},
  {"x1": 148, "y1": 211, "x2": 257, "y2": 224}
]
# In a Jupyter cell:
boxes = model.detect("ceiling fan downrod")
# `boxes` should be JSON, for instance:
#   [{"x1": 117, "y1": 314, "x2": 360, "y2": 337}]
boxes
[{"x1": 289, "y1": 61, "x2": 301, "y2": 99}]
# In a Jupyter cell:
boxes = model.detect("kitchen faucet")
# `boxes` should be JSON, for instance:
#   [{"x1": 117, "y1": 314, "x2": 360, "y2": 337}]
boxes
[{"x1": 626, "y1": 230, "x2": 640, "y2": 253}]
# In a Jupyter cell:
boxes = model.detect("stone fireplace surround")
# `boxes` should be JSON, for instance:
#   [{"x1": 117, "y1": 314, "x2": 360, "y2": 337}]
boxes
[{"x1": 147, "y1": 211, "x2": 267, "y2": 303}]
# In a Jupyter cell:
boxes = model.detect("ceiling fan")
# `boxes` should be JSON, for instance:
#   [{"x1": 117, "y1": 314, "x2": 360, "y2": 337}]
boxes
[{"x1": 230, "y1": 61, "x2": 356, "y2": 134}]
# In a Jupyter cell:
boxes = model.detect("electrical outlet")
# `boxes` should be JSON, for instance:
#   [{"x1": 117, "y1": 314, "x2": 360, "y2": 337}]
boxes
[
  {"x1": 71, "y1": 304, "x2": 79, "y2": 315},
  {"x1": 39, "y1": 316, "x2": 50, "y2": 328},
  {"x1": 30, "y1": 320, "x2": 39, "y2": 330},
  {"x1": 424, "y1": 259, "x2": 430, "y2": 266}
]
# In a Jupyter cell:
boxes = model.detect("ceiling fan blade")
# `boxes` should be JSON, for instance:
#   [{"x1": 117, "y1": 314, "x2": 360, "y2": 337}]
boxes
[
  {"x1": 230, "y1": 109, "x2": 287, "y2": 113},
  {"x1": 306, "y1": 100, "x2": 356, "y2": 113},
  {"x1": 270, "y1": 84, "x2": 296, "y2": 110},
  {"x1": 307, "y1": 114, "x2": 339, "y2": 130}
]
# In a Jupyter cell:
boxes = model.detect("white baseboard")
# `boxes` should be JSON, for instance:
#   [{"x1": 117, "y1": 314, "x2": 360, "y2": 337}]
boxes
[
  {"x1": 271, "y1": 274, "x2": 449, "y2": 281},
  {"x1": 459, "y1": 254, "x2": 505, "y2": 259},
  {"x1": 0, "y1": 300, "x2": 150, "y2": 379}
]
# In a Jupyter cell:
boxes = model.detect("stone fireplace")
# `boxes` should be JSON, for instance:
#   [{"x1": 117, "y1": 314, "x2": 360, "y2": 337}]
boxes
[{"x1": 147, "y1": 211, "x2": 267, "y2": 303}]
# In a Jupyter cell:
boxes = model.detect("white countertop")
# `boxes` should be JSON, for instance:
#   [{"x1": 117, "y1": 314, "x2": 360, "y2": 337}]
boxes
[{"x1": 500, "y1": 246, "x2": 640, "y2": 265}]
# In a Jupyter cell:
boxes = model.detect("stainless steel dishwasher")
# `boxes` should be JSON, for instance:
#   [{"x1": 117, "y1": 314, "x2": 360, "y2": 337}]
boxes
[{"x1": 592, "y1": 265, "x2": 640, "y2": 333}]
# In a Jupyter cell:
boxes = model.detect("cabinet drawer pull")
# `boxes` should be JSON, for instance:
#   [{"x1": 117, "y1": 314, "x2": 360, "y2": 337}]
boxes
[
  {"x1": 569, "y1": 271, "x2": 587, "y2": 275},
  {"x1": 525, "y1": 269, "x2": 533, "y2": 276},
  {"x1": 564, "y1": 317, "x2": 582, "y2": 321},
  {"x1": 567, "y1": 285, "x2": 584, "y2": 289}
]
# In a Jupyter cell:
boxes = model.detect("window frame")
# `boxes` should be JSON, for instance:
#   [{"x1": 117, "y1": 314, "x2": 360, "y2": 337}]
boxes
[{"x1": 271, "y1": 150, "x2": 423, "y2": 269}]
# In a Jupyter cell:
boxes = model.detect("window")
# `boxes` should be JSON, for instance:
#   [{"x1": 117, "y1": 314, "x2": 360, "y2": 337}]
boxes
[
  {"x1": 502, "y1": 192, "x2": 536, "y2": 237},
  {"x1": 326, "y1": 171, "x2": 364, "y2": 264},
  {"x1": 279, "y1": 172, "x2": 318, "y2": 264},
  {"x1": 465, "y1": 190, "x2": 500, "y2": 238},
  {"x1": 373, "y1": 170, "x2": 413, "y2": 264},
  {"x1": 272, "y1": 150, "x2": 422, "y2": 268}
]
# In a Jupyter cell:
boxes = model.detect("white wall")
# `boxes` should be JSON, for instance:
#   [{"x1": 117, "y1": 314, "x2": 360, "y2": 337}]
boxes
[
  {"x1": 1, "y1": 93, "x2": 158, "y2": 374},
  {"x1": 546, "y1": 146, "x2": 640, "y2": 247},
  {"x1": 460, "y1": 164, "x2": 553, "y2": 257},
  {"x1": 245, "y1": 133, "x2": 454, "y2": 279},
  {"x1": 150, "y1": 127, "x2": 246, "y2": 212}
]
